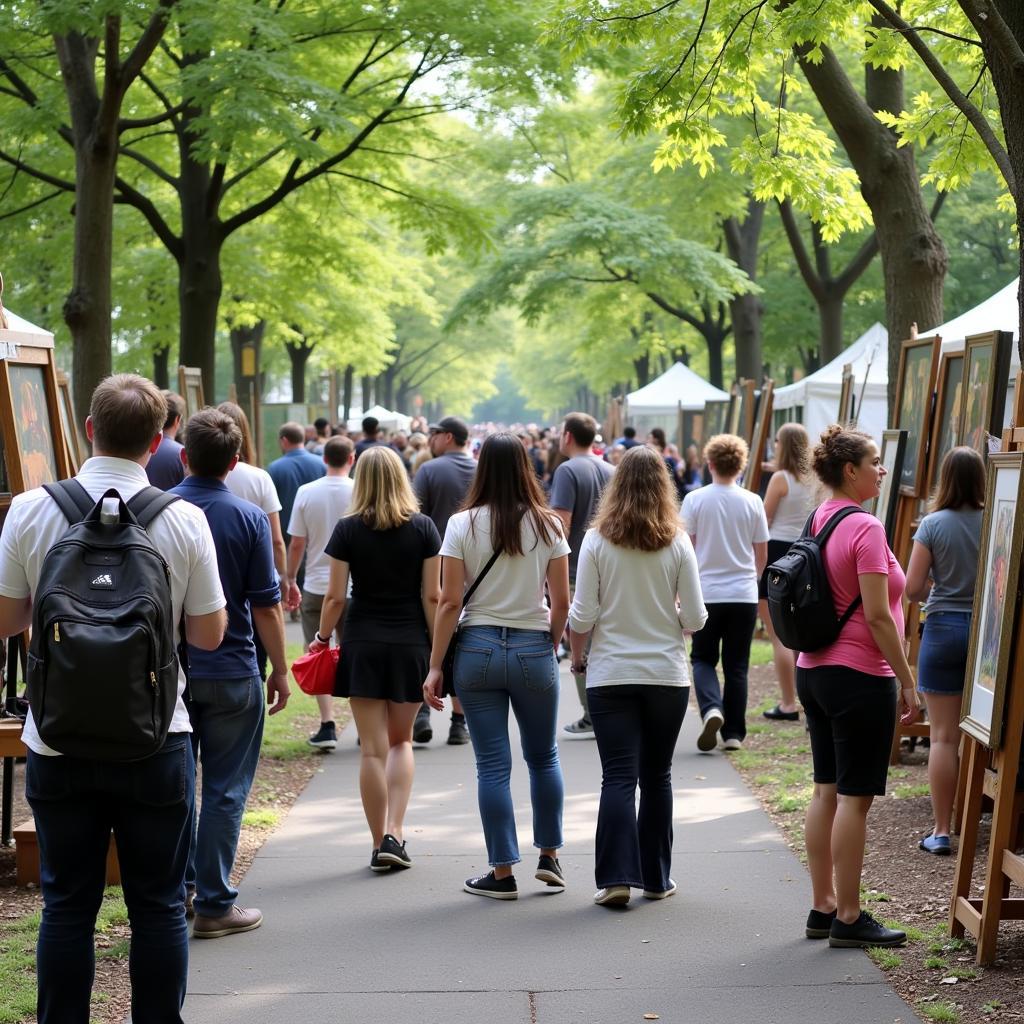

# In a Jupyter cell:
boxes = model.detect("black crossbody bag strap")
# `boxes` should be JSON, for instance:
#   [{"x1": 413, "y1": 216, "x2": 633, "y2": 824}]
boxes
[{"x1": 462, "y1": 546, "x2": 502, "y2": 609}]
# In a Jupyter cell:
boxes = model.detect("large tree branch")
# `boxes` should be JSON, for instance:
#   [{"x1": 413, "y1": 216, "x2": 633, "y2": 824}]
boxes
[
  {"x1": 776, "y1": 200, "x2": 824, "y2": 302},
  {"x1": 114, "y1": 176, "x2": 183, "y2": 259},
  {"x1": 119, "y1": 105, "x2": 184, "y2": 130},
  {"x1": 119, "y1": 0, "x2": 180, "y2": 88},
  {"x1": 0, "y1": 55, "x2": 40, "y2": 106},
  {"x1": 645, "y1": 290, "x2": 705, "y2": 330},
  {"x1": 835, "y1": 230, "x2": 879, "y2": 293},
  {"x1": 119, "y1": 145, "x2": 179, "y2": 187},
  {"x1": 0, "y1": 147, "x2": 75, "y2": 192},
  {"x1": 866, "y1": 0, "x2": 1015, "y2": 191},
  {"x1": 0, "y1": 188, "x2": 66, "y2": 221}
]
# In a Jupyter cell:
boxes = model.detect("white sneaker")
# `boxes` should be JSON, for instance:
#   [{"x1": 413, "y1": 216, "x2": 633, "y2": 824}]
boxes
[
  {"x1": 643, "y1": 879, "x2": 677, "y2": 900},
  {"x1": 722, "y1": 737, "x2": 742, "y2": 751},
  {"x1": 697, "y1": 709, "x2": 724, "y2": 752},
  {"x1": 594, "y1": 885, "x2": 631, "y2": 906}
]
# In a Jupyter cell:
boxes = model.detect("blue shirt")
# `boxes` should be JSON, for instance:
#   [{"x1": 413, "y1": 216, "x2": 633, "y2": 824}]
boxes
[
  {"x1": 267, "y1": 448, "x2": 325, "y2": 537},
  {"x1": 170, "y1": 476, "x2": 280, "y2": 679},
  {"x1": 146, "y1": 435, "x2": 185, "y2": 490}
]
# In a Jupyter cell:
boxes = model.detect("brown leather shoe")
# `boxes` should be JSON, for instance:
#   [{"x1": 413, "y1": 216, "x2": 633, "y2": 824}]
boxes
[{"x1": 192, "y1": 905, "x2": 263, "y2": 939}]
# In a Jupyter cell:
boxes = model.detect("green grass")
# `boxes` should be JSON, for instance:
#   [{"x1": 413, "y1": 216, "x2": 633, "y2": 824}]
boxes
[
  {"x1": 867, "y1": 947, "x2": 901, "y2": 970},
  {"x1": 242, "y1": 809, "x2": 280, "y2": 829},
  {"x1": 862, "y1": 888, "x2": 892, "y2": 903},
  {"x1": 982, "y1": 1000, "x2": 1003, "y2": 1014},
  {"x1": 882, "y1": 919, "x2": 925, "y2": 942},
  {"x1": 96, "y1": 938, "x2": 130, "y2": 961},
  {"x1": 924, "y1": 956, "x2": 948, "y2": 970},
  {"x1": 774, "y1": 788, "x2": 813, "y2": 814},
  {"x1": 262, "y1": 641, "x2": 339, "y2": 759},
  {"x1": 919, "y1": 1000, "x2": 959, "y2": 1023},
  {"x1": 893, "y1": 783, "x2": 931, "y2": 799},
  {"x1": 946, "y1": 967, "x2": 978, "y2": 980},
  {"x1": 749, "y1": 639, "x2": 773, "y2": 666}
]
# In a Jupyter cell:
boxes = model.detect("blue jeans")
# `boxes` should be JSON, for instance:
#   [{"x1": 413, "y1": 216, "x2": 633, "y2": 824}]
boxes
[
  {"x1": 917, "y1": 611, "x2": 971, "y2": 694},
  {"x1": 588, "y1": 685, "x2": 687, "y2": 891},
  {"x1": 691, "y1": 602, "x2": 758, "y2": 741},
  {"x1": 26, "y1": 734, "x2": 194, "y2": 1024},
  {"x1": 186, "y1": 676, "x2": 264, "y2": 918},
  {"x1": 454, "y1": 626, "x2": 564, "y2": 867}
]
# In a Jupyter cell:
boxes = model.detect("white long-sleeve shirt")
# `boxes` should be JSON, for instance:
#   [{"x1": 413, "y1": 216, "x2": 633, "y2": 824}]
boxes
[{"x1": 568, "y1": 528, "x2": 707, "y2": 688}]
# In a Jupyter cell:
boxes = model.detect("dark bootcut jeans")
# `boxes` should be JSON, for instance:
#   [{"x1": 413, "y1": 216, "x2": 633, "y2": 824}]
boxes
[
  {"x1": 26, "y1": 734, "x2": 195, "y2": 1024},
  {"x1": 588, "y1": 685, "x2": 687, "y2": 891},
  {"x1": 690, "y1": 602, "x2": 758, "y2": 742}
]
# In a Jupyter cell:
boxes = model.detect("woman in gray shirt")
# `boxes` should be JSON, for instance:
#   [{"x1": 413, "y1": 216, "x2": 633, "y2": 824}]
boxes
[{"x1": 905, "y1": 447, "x2": 985, "y2": 855}]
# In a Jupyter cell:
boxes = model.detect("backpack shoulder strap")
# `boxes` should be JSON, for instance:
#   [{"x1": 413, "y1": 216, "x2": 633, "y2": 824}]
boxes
[
  {"x1": 127, "y1": 486, "x2": 182, "y2": 529},
  {"x1": 43, "y1": 479, "x2": 96, "y2": 525},
  {"x1": 813, "y1": 505, "x2": 869, "y2": 547}
]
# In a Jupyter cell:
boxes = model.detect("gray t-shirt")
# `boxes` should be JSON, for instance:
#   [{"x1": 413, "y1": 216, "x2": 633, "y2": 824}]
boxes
[
  {"x1": 414, "y1": 451, "x2": 476, "y2": 538},
  {"x1": 913, "y1": 507, "x2": 983, "y2": 614},
  {"x1": 549, "y1": 455, "x2": 615, "y2": 580}
]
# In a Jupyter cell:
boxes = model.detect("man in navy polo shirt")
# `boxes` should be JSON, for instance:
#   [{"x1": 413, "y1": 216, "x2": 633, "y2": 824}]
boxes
[
  {"x1": 145, "y1": 390, "x2": 186, "y2": 490},
  {"x1": 173, "y1": 408, "x2": 290, "y2": 939}
]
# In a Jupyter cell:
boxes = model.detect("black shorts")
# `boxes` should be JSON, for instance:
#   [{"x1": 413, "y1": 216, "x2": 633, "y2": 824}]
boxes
[
  {"x1": 796, "y1": 665, "x2": 897, "y2": 796},
  {"x1": 758, "y1": 539, "x2": 794, "y2": 600}
]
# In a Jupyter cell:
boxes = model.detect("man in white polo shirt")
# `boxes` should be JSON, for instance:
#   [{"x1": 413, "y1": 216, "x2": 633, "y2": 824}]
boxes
[
  {"x1": 285, "y1": 436, "x2": 355, "y2": 749},
  {"x1": 0, "y1": 374, "x2": 226, "y2": 1024}
]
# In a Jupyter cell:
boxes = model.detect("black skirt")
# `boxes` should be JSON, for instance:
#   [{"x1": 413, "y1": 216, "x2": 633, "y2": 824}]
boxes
[
  {"x1": 334, "y1": 640, "x2": 429, "y2": 703},
  {"x1": 759, "y1": 539, "x2": 795, "y2": 600}
]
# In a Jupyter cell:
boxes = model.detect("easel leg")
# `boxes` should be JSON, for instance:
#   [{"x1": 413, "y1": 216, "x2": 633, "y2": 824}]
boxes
[{"x1": 950, "y1": 737, "x2": 986, "y2": 939}]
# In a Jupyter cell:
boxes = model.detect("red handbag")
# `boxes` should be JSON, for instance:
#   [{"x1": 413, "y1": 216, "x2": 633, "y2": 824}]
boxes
[{"x1": 291, "y1": 646, "x2": 339, "y2": 695}]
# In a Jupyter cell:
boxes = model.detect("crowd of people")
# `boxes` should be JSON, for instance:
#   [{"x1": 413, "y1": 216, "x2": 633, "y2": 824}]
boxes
[{"x1": 0, "y1": 374, "x2": 986, "y2": 1022}]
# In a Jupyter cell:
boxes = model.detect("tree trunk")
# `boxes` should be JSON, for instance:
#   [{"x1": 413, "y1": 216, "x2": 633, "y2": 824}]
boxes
[
  {"x1": 361, "y1": 376, "x2": 372, "y2": 414},
  {"x1": 342, "y1": 365, "x2": 354, "y2": 424},
  {"x1": 724, "y1": 198, "x2": 766, "y2": 381},
  {"x1": 285, "y1": 339, "x2": 314, "y2": 403},
  {"x1": 632, "y1": 352, "x2": 651, "y2": 388},
  {"x1": 819, "y1": 291, "x2": 845, "y2": 363},
  {"x1": 153, "y1": 344, "x2": 171, "y2": 390}
]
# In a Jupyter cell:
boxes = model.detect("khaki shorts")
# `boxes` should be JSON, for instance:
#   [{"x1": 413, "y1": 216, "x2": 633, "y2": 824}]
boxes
[{"x1": 300, "y1": 590, "x2": 340, "y2": 647}]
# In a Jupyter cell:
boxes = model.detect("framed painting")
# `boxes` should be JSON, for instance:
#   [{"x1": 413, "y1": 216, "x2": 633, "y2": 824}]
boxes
[
  {"x1": 894, "y1": 335, "x2": 941, "y2": 498},
  {"x1": 839, "y1": 364, "x2": 854, "y2": 424},
  {"x1": 870, "y1": 429, "x2": 907, "y2": 544},
  {"x1": 178, "y1": 365, "x2": 205, "y2": 418},
  {"x1": 704, "y1": 399, "x2": 729, "y2": 440},
  {"x1": 961, "y1": 452, "x2": 1024, "y2": 749},
  {"x1": 958, "y1": 331, "x2": 1012, "y2": 456},
  {"x1": 56, "y1": 371, "x2": 85, "y2": 472},
  {"x1": 925, "y1": 352, "x2": 964, "y2": 500},
  {"x1": 725, "y1": 384, "x2": 740, "y2": 435},
  {"x1": 744, "y1": 380, "x2": 774, "y2": 493},
  {"x1": 735, "y1": 379, "x2": 756, "y2": 443},
  {"x1": 677, "y1": 408, "x2": 704, "y2": 452}
]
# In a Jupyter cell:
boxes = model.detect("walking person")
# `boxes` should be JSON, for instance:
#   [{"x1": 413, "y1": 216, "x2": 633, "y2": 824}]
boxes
[
  {"x1": 568, "y1": 447, "x2": 706, "y2": 906},
  {"x1": 423, "y1": 432, "x2": 570, "y2": 899},
  {"x1": 172, "y1": 409, "x2": 291, "y2": 938},
  {"x1": 682, "y1": 434, "x2": 769, "y2": 753},
  {"x1": 285, "y1": 436, "x2": 356, "y2": 750},
  {"x1": 145, "y1": 390, "x2": 186, "y2": 490},
  {"x1": 759, "y1": 423, "x2": 814, "y2": 722},
  {"x1": 310, "y1": 447, "x2": 441, "y2": 871},
  {"x1": 904, "y1": 447, "x2": 984, "y2": 856},
  {"x1": 412, "y1": 415, "x2": 477, "y2": 745},
  {"x1": 549, "y1": 412, "x2": 614, "y2": 735},
  {"x1": 0, "y1": 375, "x2": 226, "y2": 1023},
  {"x1": 797, "y1": 426, "x2": 918, "y2": 948}
]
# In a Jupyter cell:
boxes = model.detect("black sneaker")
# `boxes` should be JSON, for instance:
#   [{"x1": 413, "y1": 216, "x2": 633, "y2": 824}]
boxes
[
  {"x1": 377, "y1": 833, "x2": 412, "y2": 869},
  {"x1": 413, "y1": 705, "x2": 433, "y2": 744},
  {"x1": 370, "y1": 849, "x2": 391, "y2": 873},
  {"x1": 805, "y1": 907, "x2": 837, "y2": 939},
  {"x1": 535, "y1": 855, "x2": 565, "y2": 888},
  {"x1": 307, "y1": 721, "x2": 337, "y2": 750},
  {"x1": 828, "y1": 911, "x2": 906, "y2": 948},
  {"x1": 447, "y1": 716, "x2": 470, "y2": 745},
  {"x1": 464, "y1": 871, "x2": 518, "y2": 900}
]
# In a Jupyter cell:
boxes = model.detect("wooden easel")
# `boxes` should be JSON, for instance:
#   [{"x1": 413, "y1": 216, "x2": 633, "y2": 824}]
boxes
[{"x1": 949, "y1": 373, "x2": 1024, "y2": 963}]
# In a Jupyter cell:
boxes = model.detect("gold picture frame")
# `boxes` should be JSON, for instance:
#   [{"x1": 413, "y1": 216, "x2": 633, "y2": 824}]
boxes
[
  {"x1": 178, "y1": 365, "x2": 206, "y2": 418},
  {"x1": 959, "y1": 331, "x2": 1012, "y2": 456},
  {"x1": 744, "y1": 380, "x2": 774, "y2": 493},
  {"x1": 894, "y1": 335, "x2": 941, "y2": 498}
]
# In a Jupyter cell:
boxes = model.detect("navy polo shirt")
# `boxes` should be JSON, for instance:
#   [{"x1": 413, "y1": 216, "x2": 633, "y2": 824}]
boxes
[
  {"x1": 171, "y1": 476, "x2": 281, "y2": 679},
  {"x1": 146, "y1": 435, "x2": 185, "y2": 490},
  {"x1": 267, "y1": 448, "x2": 325, "y2": 537}
]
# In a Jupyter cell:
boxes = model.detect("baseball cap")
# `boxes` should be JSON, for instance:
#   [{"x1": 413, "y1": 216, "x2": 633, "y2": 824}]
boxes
[{"x1": 427, "y1": 416, "x2": 469, "y2": 445}]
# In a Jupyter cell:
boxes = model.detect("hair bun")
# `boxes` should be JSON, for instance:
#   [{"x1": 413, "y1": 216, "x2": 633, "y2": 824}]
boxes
[{"x1": 820, "y1": 424, "x2": 844, "y2": 449}]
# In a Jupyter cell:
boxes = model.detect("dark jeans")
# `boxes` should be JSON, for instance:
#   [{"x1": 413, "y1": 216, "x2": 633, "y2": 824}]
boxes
[
  {"x1": 588, "y1": 685, "x2": 687, "y2": 891},
  {"x1": 690, "y1": 602, "x2": 758, "y2": 742},
  {"x1": 26, "y1": 735, "x2": 194, "y2": 1024}
]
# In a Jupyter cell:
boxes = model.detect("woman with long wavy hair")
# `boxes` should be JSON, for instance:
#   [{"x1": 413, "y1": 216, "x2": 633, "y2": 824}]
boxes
[
  {"x1": 569, "y1": 446, "x2": 706, "y2": 906},
  {"x1": 424, "y1": 432, "x2": 570, "y2": 900}
]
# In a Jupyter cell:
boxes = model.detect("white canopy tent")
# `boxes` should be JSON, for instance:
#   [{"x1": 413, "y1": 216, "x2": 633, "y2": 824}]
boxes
[
  {"x1": 624, "y1": 361, "x2": 729, "y2": 435},
  {"x1": 774, "y1": 322, "x2": 889, "y2": 443},
  {"x1": 0, "y1": 307, "x2": 54, "y2": 350},
  {"x1": 347, "y1": 403, "x2": 412, "y2": 433}
]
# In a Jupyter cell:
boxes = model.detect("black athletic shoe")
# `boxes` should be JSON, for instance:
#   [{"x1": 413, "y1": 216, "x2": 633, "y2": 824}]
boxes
[
  {"x1": 307, "y1": 721, "x2": 337, "y2": 750},
  {"x1": 378, "y1": 833, "x2": 412, "y2": 869},
  {"x1": 447, "y1": 717, "x2": 470, "y2": 745},
  {"x1": 805, "y1": 907, "x2": 837, "y2": 939},
  {"x1": 413, "y1": 704, "x2": 433, "y2": 744},
  {"x1": 829, "y1": 911, "x2": 906, "y2": 948},
  {"x1": 535, "y1": 855, "x2": 565, "y2": 888},
  {"x1": 464, "y1": 871, "x2": 518, "y2": 900},
  {"x1": 370, "y1": 849, "x2": 391, "y2": 873}
]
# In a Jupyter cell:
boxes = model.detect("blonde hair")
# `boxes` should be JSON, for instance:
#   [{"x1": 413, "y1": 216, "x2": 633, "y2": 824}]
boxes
[
  {"x1": 703, "y1": 433, "x2": 748, "y2": 479},
  {"x1": 348, "y1": 446, "x2": 419, "y2": 530},
  {"x1": 774, "y1": 422, "x2": 810, "y2": 479},
  {"x1": 593, "y1": 446, "x2": 679, "y2": 551}
]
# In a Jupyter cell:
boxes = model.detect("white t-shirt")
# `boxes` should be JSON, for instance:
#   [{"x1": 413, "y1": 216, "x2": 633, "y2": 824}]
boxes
[
  {"x1": 770, "y1": 470, "x2": 813, "y2": 542},
  {"x1": 569, "y1": 529, "x2": 707, "y2": 688},
  {"x1": 287, "y1": 475, "x2": 355, "y2": 595},
  {"x1": 440, "y1": 507, "x2": 571, "y2": 632},
  {"x1": 225, "y1": 460, "x2": 282, "y2": 516},
  {"x1": 0, "y1": 457, "x2": 226, "y2": 755},
  {"x1": 680, "y1": 483, "x2": 770, "y2": 603}
]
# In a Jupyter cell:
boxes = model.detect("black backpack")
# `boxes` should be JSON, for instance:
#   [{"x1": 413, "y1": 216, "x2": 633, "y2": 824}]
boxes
[
  {"x1": 27, "y1": 480, "x2": 182, "y2": 761},
  {"x1": 765, "y1": 506, "x2": 869, "y2": 653}
]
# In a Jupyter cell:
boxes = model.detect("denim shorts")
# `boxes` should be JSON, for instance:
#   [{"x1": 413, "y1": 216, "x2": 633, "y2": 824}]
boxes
[{"x1": 917, "y1": 611, "x2": 971, "y2": 695}]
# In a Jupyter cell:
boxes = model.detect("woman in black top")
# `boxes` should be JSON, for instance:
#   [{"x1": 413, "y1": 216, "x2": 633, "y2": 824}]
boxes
[{"x1": 311, "y1": 446, "x2": 441, "y2": 872}]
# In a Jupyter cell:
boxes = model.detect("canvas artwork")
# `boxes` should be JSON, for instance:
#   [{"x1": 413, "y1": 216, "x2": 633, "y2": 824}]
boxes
[
  {"x1": 680, "y1": 410, "x2": 703, "y2": 451},
  {"x1": 977, "y1": 500, "x2": 1013, "y2": 698},
  {"x1": 895, "y1": 337, "x2": 939, "y2": 496},
  {"x1": 9, "y1": 364, "x2": 58, "y2": 489},
  {"x1": 928, "y1": 355, "x2": 963, "y2": 495},
  {"x1": 872, "y1": 429, "x2": 906, "y2": 541},
  {"x1": 704, "y1": 400, "x2": 728, "y2": 439},
  {"x1": 961, "y1": 344, "x2": 993, "y2": 451}
]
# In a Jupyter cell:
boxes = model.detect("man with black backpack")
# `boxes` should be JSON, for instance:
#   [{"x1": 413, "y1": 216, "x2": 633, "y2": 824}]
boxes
[
  {"x1": 172, "y1": 408, "x2": 290, "y2": 939},
  {"x1": 0, "y1": 374, "x2": 226, "y2": 1024}
]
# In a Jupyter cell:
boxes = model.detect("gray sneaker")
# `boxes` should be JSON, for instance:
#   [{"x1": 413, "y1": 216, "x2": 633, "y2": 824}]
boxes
[
  {"x1": 563, "y1": 717, "x2": 594, "y2": 735},
  {"x1": 697, "y1": 709, "x2": 724, "y2": 752}
]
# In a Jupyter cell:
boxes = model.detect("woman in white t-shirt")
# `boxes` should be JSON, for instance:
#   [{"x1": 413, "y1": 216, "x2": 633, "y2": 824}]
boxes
[
  {"x1": 424, "y1": 432, "x2": 570, "y2": 901},
  {"x1": 758, "y1": 423, "x2": 813, "y2": 722},
  {"x1": 569, "y1": 446, "x2": 706, "y2": 906},
  {"x1": 680, "y1": 434, "x2": 769, "y2": 754}
]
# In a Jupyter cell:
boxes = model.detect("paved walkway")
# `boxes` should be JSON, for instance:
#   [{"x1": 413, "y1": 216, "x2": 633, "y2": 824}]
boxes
[{"x1": 184, "y1": 668, "x2": 914, "y2": 1023}]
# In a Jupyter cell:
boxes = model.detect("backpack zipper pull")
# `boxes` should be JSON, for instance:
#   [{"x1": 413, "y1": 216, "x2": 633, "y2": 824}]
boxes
[
  {"x1": 53, "y1": 622, "x2": 60, "y2": 643},
  {"x1": 150, "y1": 671, "x2": 158, "y2": 690}
]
